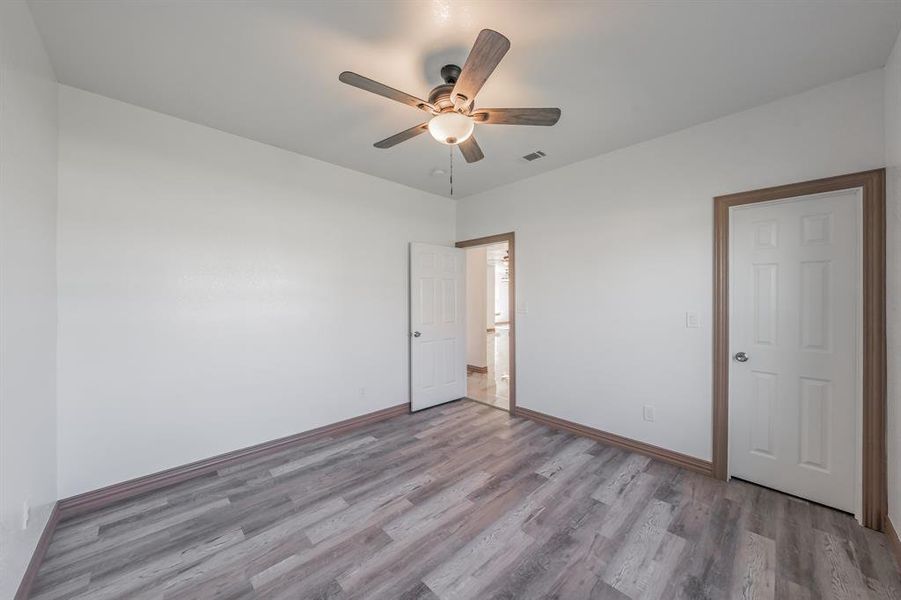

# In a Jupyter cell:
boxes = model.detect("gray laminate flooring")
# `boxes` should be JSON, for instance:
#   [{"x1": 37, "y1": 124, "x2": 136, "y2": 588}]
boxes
[{"x1": 30, "y1": 400, "x2": 901, "y2": 599}]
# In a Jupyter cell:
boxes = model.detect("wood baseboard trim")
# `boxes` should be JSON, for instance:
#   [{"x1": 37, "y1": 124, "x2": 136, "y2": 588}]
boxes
[
  {"x1": 886, "y1": 516, "x2": 901, "y2": 571},
  {"x1": 515, "y1": 406, "x2": 714, "y2": 477},
  {"x1": 467, "y1": 364, "x2": 488, "y2": 374},
  {"x1": 56, "y1": 403, "x2": 409, "y2": 520},
  {"x1": 14, "y1": 502, "x2": 61, "y2": 600}
]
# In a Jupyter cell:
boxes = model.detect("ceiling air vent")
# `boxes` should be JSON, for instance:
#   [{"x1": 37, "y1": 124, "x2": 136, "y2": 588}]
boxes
[{"x1": 522, "y1": 150, "x2": 546, "y2": 162}]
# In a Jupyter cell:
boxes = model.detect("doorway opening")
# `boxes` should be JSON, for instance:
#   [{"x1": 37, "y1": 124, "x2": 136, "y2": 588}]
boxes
[{"x1": 457, "y1": 233, "x2": 516, "y2": 414}]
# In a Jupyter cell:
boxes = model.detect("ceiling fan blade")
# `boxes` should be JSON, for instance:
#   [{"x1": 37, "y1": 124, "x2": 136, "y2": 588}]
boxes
[
  {"x1": 374, "y1": 123, "x2": 429, "y2": 149},
  {"x1": 339, "y1": 71, "x2": 435, "y2": 113},
  {"x1": 472, "y1": 108, "x2": 561, "y2": 126},
  {"x1": 451, "y1": 29, "x2": 510, "y2": 108},
  {"x1": 458, "y1": 136, "x2": 484, "y2": 163}
]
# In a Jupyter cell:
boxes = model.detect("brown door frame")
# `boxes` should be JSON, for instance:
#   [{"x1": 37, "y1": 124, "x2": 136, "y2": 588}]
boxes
[
  {"x1": 713, "y1": 169, "x2": 886, "y2": 530},
  {"x1": 456, "y1": 232, "x2": 516, "y2": 415}
]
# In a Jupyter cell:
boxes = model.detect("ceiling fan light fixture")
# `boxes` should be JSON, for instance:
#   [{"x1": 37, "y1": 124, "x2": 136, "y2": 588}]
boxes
[{"x1": 428, "y1": 112, "x2": 474, "y2": 145}]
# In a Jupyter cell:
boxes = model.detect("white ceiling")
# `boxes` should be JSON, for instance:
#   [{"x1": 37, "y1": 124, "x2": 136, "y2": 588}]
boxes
[{"x1": 29, "y1": 1, "x2": 901, "y2": 198}]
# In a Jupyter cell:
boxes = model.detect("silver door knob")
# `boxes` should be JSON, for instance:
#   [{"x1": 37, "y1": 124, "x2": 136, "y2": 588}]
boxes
[
  {"x1": 734, "y1": 351, "x2": 749, "y2": 362},
  {"x1": 412, "y1": 331, "x2": 421, "y2": 338}
]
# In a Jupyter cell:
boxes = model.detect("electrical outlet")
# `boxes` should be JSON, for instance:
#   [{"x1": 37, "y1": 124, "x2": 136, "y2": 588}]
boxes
[
  {"x1": 22, "y1": 499, "x2": 30, "y2": 530},
  {"x1": 642, "y1": 405, "x2": 655, "y2": 422},
  {"x1": 685, "y1": 311, "x2": 700, "y2": 328}
]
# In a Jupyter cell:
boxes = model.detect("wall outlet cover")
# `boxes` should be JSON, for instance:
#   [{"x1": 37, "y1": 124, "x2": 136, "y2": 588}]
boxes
[{"x1": 642, "y1": 405, "x2": 655, "y2": 422}]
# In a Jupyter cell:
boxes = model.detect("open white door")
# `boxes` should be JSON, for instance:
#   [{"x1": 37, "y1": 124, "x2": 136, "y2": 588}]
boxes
[{"x1": 410, "y1": 243, "x2": 466, "y2": 411}]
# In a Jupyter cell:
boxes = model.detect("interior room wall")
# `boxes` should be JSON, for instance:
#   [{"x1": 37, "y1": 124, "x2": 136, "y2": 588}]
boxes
[
  {"x1": 885, "y1": 27, "x2": 901, "y2": 532},
  {"x1": 56, "y1": 85, "x2": 455, "y2": 498},
  {"x1": 457, "y1": 70, "x2": 885, "y2": 462},
  {"x1": 0, "y1": 2, "x2": 59, "y2": 595},
  {"x1": 465, "y1": 247, "x2": 488, "y2": 369}
]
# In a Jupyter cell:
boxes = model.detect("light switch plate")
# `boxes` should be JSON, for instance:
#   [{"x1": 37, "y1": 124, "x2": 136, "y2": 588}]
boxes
[
  {"x1": 685, "y1": 311, "x2": 700, "y2": 328},
  {"x1": 643, "y1": 405, "x2": 655, "y2": 422}
]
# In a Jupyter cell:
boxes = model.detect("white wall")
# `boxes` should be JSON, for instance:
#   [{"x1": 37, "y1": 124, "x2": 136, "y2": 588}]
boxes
[
  {"x1": 0, "y1": 2, "x2": 58, "y2": 595},
  {"x1": 465, "y1": 247, "x2": 487, "y2": 368},
  {"x1": 885, "y1": 27, "x2": 901, "y2": 532},
  {"x1": 457, "y1": 70, "x2": 885, "y2": 461},
  {"x1": 56, "y1": 86, "x2": 455, "y2": 497}
]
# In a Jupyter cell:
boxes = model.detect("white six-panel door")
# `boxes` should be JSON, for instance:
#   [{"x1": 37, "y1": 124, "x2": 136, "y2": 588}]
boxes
[
  {"x1": 729, "y1": 189, "x2": 860, "y2": 512},
  {"x1": 410, "y1": 243, "x2": 466, "y2": 412}
]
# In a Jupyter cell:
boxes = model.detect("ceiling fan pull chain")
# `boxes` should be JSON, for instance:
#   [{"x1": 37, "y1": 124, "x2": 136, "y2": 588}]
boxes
[{"x1": 450, "y1": 145, "x2": 454, "y2": 197}]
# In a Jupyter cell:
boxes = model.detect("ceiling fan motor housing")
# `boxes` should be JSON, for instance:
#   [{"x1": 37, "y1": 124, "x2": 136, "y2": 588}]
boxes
[
  {"x1": 428, "y1": 84, "x2": 454, "y2": 108},
  {"x1": 428, "y1": 84, "x2": 457, "y2": 112},
  {"x1": 429, "y1": 65, "x2": 467, "y2": 112}
]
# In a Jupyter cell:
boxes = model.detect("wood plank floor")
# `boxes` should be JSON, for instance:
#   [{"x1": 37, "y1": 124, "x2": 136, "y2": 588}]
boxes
[{"x1": 30, "y1": 401, "x2": 901, "y2": 599}]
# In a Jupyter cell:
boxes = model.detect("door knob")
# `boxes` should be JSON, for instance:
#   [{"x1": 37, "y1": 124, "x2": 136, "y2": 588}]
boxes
[
  {"x1": 412, "y1": 331, "x2": 421, "y2": 338},
  {"x1": 734, "y1": 351, "x2": 749, "y2": 363}
]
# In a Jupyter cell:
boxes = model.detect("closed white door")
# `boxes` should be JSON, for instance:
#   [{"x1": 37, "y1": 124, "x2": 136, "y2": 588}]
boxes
[
  {"x1": 410, "y1": 243, "x2": 466, "y2": 411},
  {"x1": 729, "y1": 189, "x2": 860, "y2": 512}
]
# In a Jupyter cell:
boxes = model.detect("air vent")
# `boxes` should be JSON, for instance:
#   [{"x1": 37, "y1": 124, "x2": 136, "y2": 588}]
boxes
[{"x1": 522, "y1": 150, "x2": 546, "y2": 162}]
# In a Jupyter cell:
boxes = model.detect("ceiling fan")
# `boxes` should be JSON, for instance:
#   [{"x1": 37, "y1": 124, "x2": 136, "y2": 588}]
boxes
[{"x1": 339, "y1": 29, "x2": 561, "y2": 164}]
